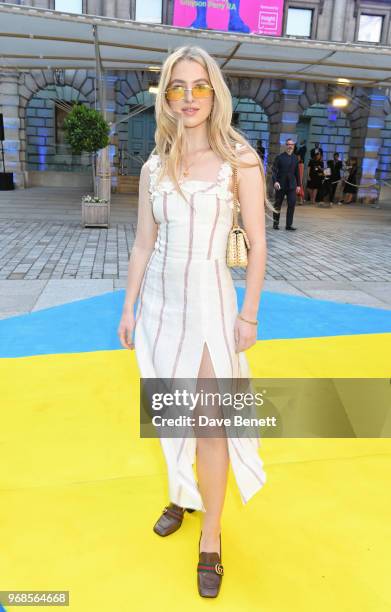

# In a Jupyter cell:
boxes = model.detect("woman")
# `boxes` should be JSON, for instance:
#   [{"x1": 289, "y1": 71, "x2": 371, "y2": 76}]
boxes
[
  {"x1": 255, "y1": 138, "x2": 265, "y2": 162},
  {"x1": 340, "y1": 157, "x2": 358, "y2": 204},
  {"x1": 117, "y1": 45, "x2": 274, "y2": 598},
  {"x1": 296, "y1": 144, "x2": 305, "y2": 204},
  {"x1": 306, "y1": 151, "x2": 324, "y2": 204},
  {"x1": 327, "y1": 152, "x2": 343, "y2": 203}
]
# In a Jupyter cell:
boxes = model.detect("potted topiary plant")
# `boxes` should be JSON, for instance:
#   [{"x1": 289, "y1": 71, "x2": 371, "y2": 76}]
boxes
[{"x1": 64, "y1": 103, "x2": 111, "y2": 227}]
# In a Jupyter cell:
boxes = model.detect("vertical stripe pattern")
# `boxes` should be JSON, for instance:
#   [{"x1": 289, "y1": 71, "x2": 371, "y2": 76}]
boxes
[
  {"x1": 170, "y1": 193, "x2": 195, "y2": 381},
  {"x1": 230, "y1": 438, "x2": 265, "y2": 487},
  {"x1": 215, "y1": 258, "x2": 234, "y2": 378},
  {"x1": 207, "y1": 197, "x2": 221, "y2": 260},
  {"x1": 134, "y1": 250, "x2": 156, "y2": 327},
  {"x1": 152, "y1": 193, "x2": 168, "y2": 368}
]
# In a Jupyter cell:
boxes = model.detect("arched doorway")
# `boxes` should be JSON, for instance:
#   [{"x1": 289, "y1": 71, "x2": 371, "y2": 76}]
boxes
[
  {"x1": 297, "y1": 103, "x2": 351, "y2": 166},
  {"x1": 297, "y1": 103, "x2": 351, "y2": 199},
  {"x1": 231, "y1": 96, "x2": 269, "y2": 166},
  {"x1": 25, "y1": 84, "x2": 89, "y2": 173}
]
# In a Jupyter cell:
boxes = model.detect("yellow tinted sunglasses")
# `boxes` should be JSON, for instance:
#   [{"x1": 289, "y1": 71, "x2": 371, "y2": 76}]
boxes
[{"x1": 165, "y1": 84, "x2": 214, "y2": 101}]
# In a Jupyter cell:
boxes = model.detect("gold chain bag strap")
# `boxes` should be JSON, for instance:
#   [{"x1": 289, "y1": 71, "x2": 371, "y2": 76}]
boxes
[{"x1": 226, "y1": 165, "x2": 250, "y2": 268}]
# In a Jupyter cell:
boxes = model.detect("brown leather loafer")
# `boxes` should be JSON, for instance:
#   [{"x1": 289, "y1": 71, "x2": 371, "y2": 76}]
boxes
[
  {"x1": 197, "y1": 531, "x2": 223, "y2": 598},
  {"x1": 153, "y1": 503, "x2": 195, "y2": 537}
]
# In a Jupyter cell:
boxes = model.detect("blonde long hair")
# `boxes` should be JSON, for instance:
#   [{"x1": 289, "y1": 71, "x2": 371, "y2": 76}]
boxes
[{"x1": 151, "y1": 45, "x2": 276, "y2": 217}]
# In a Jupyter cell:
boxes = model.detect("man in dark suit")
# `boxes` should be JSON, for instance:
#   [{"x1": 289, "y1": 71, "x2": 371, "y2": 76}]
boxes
[
  {"x1": 272, "y1": 138, "x2": 302, "y2": 230},
  {"x1": 327, "y1": 152, "x2": 343, "y2": 203}
]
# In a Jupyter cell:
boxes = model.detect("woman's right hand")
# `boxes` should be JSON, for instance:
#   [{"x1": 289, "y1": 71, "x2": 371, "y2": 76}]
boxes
[{"x1": 117, "y1": 309, "x2": 135, "y2": 350}]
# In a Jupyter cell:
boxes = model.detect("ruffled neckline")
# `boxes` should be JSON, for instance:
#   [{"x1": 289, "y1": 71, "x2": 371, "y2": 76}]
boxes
[{"x1": 148, "y1": 154, "x2": 234, "y2": 203}]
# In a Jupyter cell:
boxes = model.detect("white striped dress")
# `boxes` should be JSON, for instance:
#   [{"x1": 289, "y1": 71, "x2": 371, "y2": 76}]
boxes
[{"x1": 134, "y1": 144, "x2": 266, "y2": 511}]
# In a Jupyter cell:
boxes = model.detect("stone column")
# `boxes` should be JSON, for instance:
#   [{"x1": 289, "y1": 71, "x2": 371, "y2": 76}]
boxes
[
  {"x1": 95, "y1": 68, "x2": 118, "y2": 198},
  {"x1": 0, "y1": 71, "x2": 24, "y2": 188},
  {"x1": 87, "y1": 0, "x2": 103, "y2": 17},
  {"x1": 268, "y1": 80, "x2": 304, "y2": 168},
  {"x1": 349, "y1": 88, "x2": 386, "y2": 204},
  {"x1": 252, "y1": 78, "x2": 280, "y2": 190},
  {"x1": 330, "y1": 0, "x2": 348, "y2": 41},
  {"x1": 31, "y1": 0, "x2": 51, "y2": 7},
  {"x1": 117, "y1": 0, "x2": 131, "y2": 19},
  {"x1": 103, "y1": 0, "x2": 117, "y2": 17},
  {"x1": 105, "y1": 71, "x2": 118, "y2": 191}
]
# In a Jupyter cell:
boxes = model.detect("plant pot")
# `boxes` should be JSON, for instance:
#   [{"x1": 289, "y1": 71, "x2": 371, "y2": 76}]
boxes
[{"x1": 81, "y1": 197, "x2": 110, "y2": 228}]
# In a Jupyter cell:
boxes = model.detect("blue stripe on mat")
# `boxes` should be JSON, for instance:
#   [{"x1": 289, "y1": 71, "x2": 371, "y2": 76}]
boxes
[
  {"x1": 237, "y1": 288, "x2": 391, "y2": 339},
  {"x1": 0, "y1": 289, "x2": 390, "y2": 358}
]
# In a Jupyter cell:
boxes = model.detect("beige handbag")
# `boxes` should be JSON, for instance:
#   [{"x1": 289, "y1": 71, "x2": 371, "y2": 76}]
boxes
[{"x1": 226, "y1": 165, "x2": 250, "y2": 268}]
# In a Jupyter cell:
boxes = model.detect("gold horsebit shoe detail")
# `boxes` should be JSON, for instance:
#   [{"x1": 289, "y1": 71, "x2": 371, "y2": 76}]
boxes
[
  {"x1": 162, "y1": 506, "x2": 183, "y2": 515},
  {"x1": 215, "y1": 563, "x2": 224, "y2": 575}
]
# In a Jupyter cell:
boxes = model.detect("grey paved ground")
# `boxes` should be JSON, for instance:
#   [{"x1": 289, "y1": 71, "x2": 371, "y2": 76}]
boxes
[{"x1": 0, "y1": 186, "x2": 390, "y2": 318}]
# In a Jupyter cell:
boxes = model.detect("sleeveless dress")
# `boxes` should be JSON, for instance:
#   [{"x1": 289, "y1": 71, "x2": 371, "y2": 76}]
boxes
[{"x1": 134, "y1": 144, "x2": 267, "y2": 511}]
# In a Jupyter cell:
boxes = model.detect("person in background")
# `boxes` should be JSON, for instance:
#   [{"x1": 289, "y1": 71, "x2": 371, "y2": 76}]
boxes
[
  {"x1": 327, "y1": 152, "x2": 343, "y2": 203},
  {"x1": 310, "y1": 141, "x2": 324, "y2": 159},
  {"x1": 272, "y1": 138, "x2": 302, "y2": 230},
  {"x1": 298, "y1": 140, "x2": 307, "y2": 163},
  {"x1": 315, "y1": 152, "x2": 326, "y2": 202},
  {"x1": 296, "y1": 141, "x2": 306, "y2": 204},
  {"x1": 340, "y1": 157, "x2": 358, "y2": 204},
  {"x1": 255, "y1": 139, "x2": 265, "y2": 162},
  {"x1": 320, "y1": 161, "x2": 332, "y2": 205},
  {"x1": 307, "y1": 151, "x2": 324, "y2": 204}
]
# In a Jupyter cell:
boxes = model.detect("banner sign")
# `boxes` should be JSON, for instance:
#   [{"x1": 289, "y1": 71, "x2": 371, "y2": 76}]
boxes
[{"x1": 172, "y1": 0, "x2": 284, "y2": 37}]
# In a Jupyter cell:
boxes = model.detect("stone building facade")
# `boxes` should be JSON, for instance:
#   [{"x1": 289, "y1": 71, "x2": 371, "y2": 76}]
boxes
[{"x1": 1, "y1": 0, "x2": 391, "y2": 201}]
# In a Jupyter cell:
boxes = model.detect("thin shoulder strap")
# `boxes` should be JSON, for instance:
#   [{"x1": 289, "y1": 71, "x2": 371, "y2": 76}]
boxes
[
  {"x1": 232, "y1": 165, "x2": 240, "y2": 228},
  {"x1": 231, "y1": 143, "x2": 243, "y2": 228}
]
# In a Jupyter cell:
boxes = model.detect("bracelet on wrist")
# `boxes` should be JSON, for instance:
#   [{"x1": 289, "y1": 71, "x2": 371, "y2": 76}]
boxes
[{"x1": 238, "y1": 313, "x2": 258, "y2": 326}]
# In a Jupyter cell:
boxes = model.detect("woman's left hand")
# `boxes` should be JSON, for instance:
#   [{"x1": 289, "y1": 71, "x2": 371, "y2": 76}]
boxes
[{"x1": 234, "y1": 315, "x2": 258, "y2": 353}]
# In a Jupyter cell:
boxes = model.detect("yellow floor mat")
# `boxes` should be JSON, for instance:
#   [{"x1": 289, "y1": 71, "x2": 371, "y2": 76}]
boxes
[{"x1": 0, "y1": 334, "x2": 390, "y2": 611}]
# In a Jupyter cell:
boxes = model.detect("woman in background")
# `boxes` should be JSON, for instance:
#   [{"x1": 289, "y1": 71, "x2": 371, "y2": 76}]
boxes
[
  {"x1": 340, "y1": 157, "x2": 358, "y2": 204},
  {"x1": 307, "y1": 151, "x2": 324, "y2": 204},
  {"x1": 296, "y1": 143, "x2": 306, "y2": 204}
]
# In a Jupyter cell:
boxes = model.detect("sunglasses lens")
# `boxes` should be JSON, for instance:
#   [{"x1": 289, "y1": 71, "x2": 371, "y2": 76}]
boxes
[
  {"x1": 166, "y1": 85, "x2": 213, "y2": 100},
  {"x1": 193, "y1": 84, "x2": 213, "y2": 98},
  {"x1": 166, "y1": 87, "x2": 184, "y2": 101}
]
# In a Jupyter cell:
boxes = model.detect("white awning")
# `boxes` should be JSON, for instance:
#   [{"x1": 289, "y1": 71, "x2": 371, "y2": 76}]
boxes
[{"x1": 1, "y1": 3, "x2": 391, "y2": 88}]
